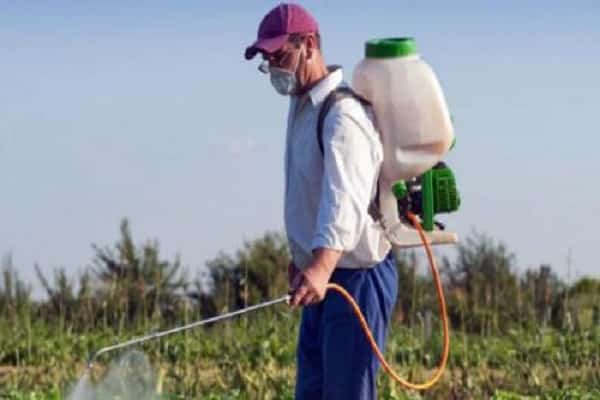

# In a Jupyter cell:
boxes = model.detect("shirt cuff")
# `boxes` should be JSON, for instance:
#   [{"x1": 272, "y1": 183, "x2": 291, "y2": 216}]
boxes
[{"x1": 311, "y1": 231, "x2": 346, "y2": 253}]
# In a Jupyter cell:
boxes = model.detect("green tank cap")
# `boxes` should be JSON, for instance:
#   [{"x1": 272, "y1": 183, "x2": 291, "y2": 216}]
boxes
[{"x1": 366, "y1": 37, "x2": 418, "y2": 58}]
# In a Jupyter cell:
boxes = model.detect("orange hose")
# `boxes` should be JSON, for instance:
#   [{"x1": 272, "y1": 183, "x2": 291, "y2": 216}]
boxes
[{"x1": 325, "y1": 212, "x2": 450, "y2": 390}]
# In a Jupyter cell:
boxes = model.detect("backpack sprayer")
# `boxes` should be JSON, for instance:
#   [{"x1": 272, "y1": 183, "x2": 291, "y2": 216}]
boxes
[{"x1": 87, "y1": 37, "x2": 460, "y2": 392}]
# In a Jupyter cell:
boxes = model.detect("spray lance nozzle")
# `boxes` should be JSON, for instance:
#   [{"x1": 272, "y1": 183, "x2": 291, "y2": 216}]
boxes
[{"x1": 86, "y1": 353, "x2": 96, "y2": 370}]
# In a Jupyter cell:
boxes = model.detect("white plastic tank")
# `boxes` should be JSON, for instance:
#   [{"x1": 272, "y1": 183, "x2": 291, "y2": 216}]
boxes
[{"x1": 352, "y1": 38, "x2": 454, "y2": 185}]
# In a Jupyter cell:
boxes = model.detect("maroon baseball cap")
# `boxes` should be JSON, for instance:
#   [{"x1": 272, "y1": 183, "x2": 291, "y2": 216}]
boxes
[{"x1": 244, "y1": 3, "x2": 319, "y2": 60}]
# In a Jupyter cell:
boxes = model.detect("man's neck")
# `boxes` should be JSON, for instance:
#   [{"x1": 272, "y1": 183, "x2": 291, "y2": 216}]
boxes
[{"x1": 296, "y1": 62, "x2": 329, "y2": 97}]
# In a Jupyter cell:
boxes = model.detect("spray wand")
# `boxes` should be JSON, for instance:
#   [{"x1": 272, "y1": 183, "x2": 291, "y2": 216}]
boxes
[{"x1": 86, "y1": 294, "x2": 290, "y2": 369}]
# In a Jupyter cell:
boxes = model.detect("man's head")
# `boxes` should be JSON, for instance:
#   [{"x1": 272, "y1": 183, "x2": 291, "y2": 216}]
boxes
[{"x1": 245, "y1": 3, "x2": 327, "y2": 96}]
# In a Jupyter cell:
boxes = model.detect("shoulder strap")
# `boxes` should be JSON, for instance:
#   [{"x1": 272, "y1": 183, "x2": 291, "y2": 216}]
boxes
[
  {"x1": 316, "y1": 86, "x2": 371, "y2": 155},
  {"x1": 316, "y1": 86, "x2": 382, "y2": 221}
]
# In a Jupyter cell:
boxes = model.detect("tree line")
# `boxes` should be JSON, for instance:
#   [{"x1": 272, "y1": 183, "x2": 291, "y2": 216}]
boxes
[{"x1": 1, "y1": 218, "x2": 598, "y2": 335}]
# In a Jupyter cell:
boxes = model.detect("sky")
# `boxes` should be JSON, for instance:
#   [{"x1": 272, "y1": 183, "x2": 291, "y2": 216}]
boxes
[{"x1": 1, "y1": 1, "x2": 599, "y2": 297}]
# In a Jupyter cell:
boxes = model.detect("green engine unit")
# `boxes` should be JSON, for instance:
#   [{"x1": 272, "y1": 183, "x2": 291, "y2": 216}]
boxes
[{"x1": 392, "y1": 162, "x2": 461, "y2": 231}]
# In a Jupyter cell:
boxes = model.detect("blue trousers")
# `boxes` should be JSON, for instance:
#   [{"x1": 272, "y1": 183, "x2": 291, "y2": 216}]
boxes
[{"x1": 294, "y1": 252, "x2": 398, "y2": 400}]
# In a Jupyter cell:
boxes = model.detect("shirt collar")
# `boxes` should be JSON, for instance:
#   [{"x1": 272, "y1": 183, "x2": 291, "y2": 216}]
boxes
[{"x1": 308, "y1": 65, "x2": 343, "y2": 106}]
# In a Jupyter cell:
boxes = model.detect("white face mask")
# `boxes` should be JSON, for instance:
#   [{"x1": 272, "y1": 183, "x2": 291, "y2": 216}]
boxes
[
  {"x1": 269, "y1": 67, "x2": 297, "y2": 95},
  {"x1": 268, "y1": 46, "x2": 305, "y2": 96}
]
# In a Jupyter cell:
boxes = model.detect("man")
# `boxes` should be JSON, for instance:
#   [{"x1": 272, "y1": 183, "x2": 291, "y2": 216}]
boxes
[{"x1": 244, "y1": 3, "x2": 398, "y2": 399}]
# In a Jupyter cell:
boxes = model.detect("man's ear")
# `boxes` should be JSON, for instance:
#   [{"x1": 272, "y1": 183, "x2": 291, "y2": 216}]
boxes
[{"x1": 305, "y1": 35, "x2": 318, "y2": 63}]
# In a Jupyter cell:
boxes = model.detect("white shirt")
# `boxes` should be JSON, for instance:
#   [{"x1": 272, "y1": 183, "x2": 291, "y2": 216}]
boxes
[{"x1": 284, "y1": 66, "x2": 391, "y2": 270}]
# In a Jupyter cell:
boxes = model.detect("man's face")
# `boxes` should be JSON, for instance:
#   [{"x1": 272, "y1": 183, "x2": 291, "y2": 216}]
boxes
[
  {"x1": 260, "y1": 34, "x2": 318, "y2": 95},
  {"x1": 263, "y1": 40, "x2": 303, "y2": 73}
]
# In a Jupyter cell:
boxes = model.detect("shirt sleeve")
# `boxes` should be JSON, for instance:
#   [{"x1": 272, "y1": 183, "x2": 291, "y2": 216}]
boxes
[{"x1": 311, "y1": 99, "x2": 382, "y2": 253}]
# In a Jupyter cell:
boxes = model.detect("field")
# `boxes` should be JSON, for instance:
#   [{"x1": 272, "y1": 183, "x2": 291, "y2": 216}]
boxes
[
  {"x1": 1, "y1": 227, "x2": 599, "y2": 399},
  {"x1": 0, "y1": 308, "x2": 598, "y2": 399}
]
